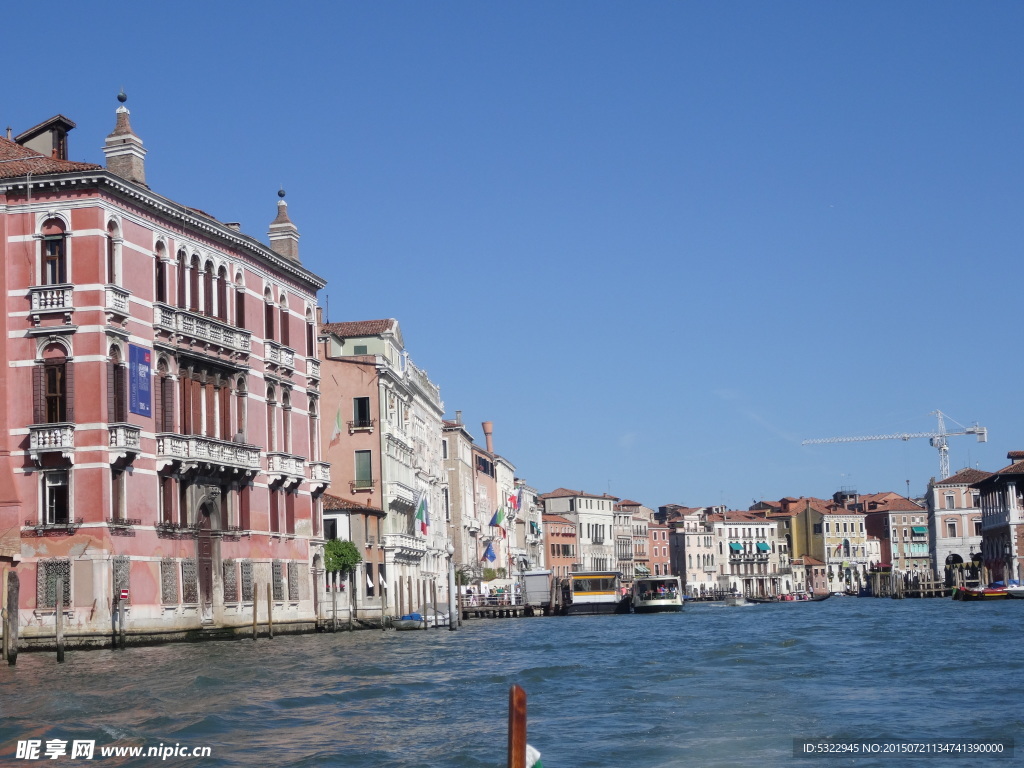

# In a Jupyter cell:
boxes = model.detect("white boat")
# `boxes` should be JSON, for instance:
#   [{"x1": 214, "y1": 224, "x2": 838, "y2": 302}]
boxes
[
  {"x1": 631, "y1": 576, "x2": 683, "y2": 613},
  {"x1": 561, "y1": 571, "x2": 625, "y2": 615},
  {"x1": 724, "y1": 593, "x2": 747, "y2": 607},
  {"x1": 391, "y1": 613, "x2": 426, "y2": 630}
]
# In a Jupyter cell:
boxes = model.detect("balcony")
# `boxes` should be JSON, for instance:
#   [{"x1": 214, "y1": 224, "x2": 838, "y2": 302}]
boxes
[
  {"x1": 105, "y1": 285, "x2": 131, "y2": 316},
  {"x1": 348, "y1": 418, "x2": 375, "y2": 433},
  {"x1": 29, "y1": 284, "x2": 74, "y2": 325},
  {"x1": 23, "y1": 517, "x2": 83, "y2": 537},
  {"x1": 267, "y1": 451, "x2": 306, "y2": 487},
  {"x1": 107, "y1": 517, "x2": 141, "y2": 537},
  {"x1": 108, "y1": 424, "x2": 141, "y2": 460},
  {"x1": 365, "y1": 535, "x2": 377, "y2": 548},
  {"x1": 156, "y1": 433, "x2": 261, "y2": 475},
  {"x1": 382, "y1": 532, "x2": 427, "y2": 560},
  {"x1": 155, "y1": 304, "x2": 252, "y2": 356},
  {"x1": 307, "y1": 358, "x2": 320, "y2": 380},
  {"x1": 29, "y1": 424, "x2": 74, "y2": 464},
  {"x1": 266, "y1": 340, "x2": 295, "y2": 371},
  {"x1": 350, "y1": 478, "x2": 376, "y2": 494},
  {"x1": 308, "y1": 460, "x2": 330, "y2": 491}
]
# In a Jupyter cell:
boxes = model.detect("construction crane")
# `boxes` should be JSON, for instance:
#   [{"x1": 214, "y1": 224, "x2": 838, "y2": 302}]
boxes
[{"x1": 802, "y1": 410, "x2": 987, "y2": 480}]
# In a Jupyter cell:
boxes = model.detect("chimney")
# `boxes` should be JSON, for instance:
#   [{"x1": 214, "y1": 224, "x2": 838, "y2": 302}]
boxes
[
  {"x1": 268, "y1": 188, "x2": 300, "y2": 261},
  {"x1": 482, "y1": 421, "x2": 494, "y2": 454},
  {"x1": 455, "y1": 410, "x2": 462, "y2": 425},
  {"x1": 103, "y1": 91, "x2": 147, "y2": 186}
]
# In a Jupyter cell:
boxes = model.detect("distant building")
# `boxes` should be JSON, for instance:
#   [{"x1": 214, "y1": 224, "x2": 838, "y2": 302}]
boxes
[
  {"x1": 540, "y1": 488, "x2": 619, "y2": 571},
  {"x1": 926, "y1": 468, "x2": 989, "y2": 581},
  {"x1": 974, "y1": 451, "x2": 1024, "y2": 584},
  {"x1": 649, "y1": 522, "x2": 671, "y2": 577},
  {"x1": 861, "y1": 492, "x2": 930, "y2": 575},
  {"x1": 542, "y1": 514, "x2": 577, "y2": 580}
]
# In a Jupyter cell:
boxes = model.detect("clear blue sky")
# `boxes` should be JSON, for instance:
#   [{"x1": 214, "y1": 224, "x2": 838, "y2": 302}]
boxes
[{"x1": 6, "y1": 2, "x2": 1021, "y2": 509}]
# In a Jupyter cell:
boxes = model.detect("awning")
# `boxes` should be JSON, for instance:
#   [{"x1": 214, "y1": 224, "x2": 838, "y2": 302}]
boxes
[
  {"x1": 756, "y1": 542, "x2": 771, "y2": 552},
  {"x1": 635, "y1": 565, "x2": 651, "y2": 576},
  {"x1": 729, "y1": 542, "x2": 743, "y2": 552},
  {"x1": 912, "y1": 526, "x2": 927, "y2": 535}
]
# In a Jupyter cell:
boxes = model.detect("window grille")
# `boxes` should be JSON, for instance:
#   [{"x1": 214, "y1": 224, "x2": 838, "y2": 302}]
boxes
[
  {"x1": 161, "y1": 558, "x2": 179, "y2": 604},
  {"x1": 241, "y1": 560, "x2": 254, "y2": 602},
  {"x1": 181, "y1": 558, "x2": 199, "y2": 604},
  {"x1": 113, "y1": 555, "x2": 131, "y2": 603},
  {"x1": 223, "y1": 559, "x2": 238, "y2": 602},
  {"x1": 287, "y1": 561, "x2": 299, "y2": 601},
  {"x1": 37, "y1": 558, "x2": 71, "y2": 608},
  {"x1": 272, "y1": 560, "x2": 284, "y2": 601}
]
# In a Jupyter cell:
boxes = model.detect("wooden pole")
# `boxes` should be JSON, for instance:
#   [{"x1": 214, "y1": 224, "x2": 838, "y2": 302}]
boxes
[
  {"x1": 422, "y1": 579, "x2": 428, "y2": 631},
  {"x1": 348, "y1": 571, "x2": 355, "y2": 631},
  {"x1": 118, "y1": 596, "x2": 126, "y2": 650},
  {"x1": 6, "y1": 572, "x2": 18, "y2": 666},
  {"x1": 507, "y1": 684, "x2": 527, "y2": 768},
  {"x1": 398, "y1": 577, "x2": 404, "y2": 618},
  {"x1": 55, "y1": 576, "x2": 65, "y2": 663},
  {"x1": 252, "y1": 582, "x2": 258, "y2": 640},
  {"x1": 1, "y1": 567, "x2": 7, "y2": 662},
  {"x1": 432, "y1": 579, "x2": 438, "y2": 629},
  {"x1": 331, "y1": 581, "x2": 338, "y2": 632},
  {"x1": 267, "y1": 583, "x2": 274, "y2": 640}
]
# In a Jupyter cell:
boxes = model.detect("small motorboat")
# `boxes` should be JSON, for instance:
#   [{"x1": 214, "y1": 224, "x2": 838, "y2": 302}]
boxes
[
  {"x1": 952, "y1": 586, "x2": 1009, "y2": 601},
  {"x1": 391, "y1": 612, "x2": 427, "y2": 630}
]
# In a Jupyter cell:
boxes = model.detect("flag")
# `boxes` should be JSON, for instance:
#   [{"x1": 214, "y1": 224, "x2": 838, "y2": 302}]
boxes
[
  {"x1": 517, "y1": 486, "x2": 525, "y2": 511},
  {"x1": 415, "y1": 492, "x2": 430, "y2": 535},
  {"x1": 489, "y1": 507, "x2": 505, "y2": 527},
  {"x1": 481, "y1": 543, "x2": 497, "y2": 562},
  {"x1": 507, "y1": 491, "x2": 518, "y2": 511},
  {"x1": 329, "y1": 406, "x2": 343, "y2": 447}
]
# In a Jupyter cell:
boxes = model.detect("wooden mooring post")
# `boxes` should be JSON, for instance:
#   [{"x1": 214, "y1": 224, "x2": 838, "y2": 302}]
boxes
[
  {"x1": 331, "y1": 583, "x2": 338, "y2": 632},
  {"x1": 55, "y1": 577, "x2": 65, "y2": 663},
  {"x1": 507, "y1": 684, "x2": 527, "y2": 768},
  {"x1": 252, "y1": 583, "x2": 258, "y2": 640},
  {"x1": 6, "y1": 572, "x2": 18, "y2": 665},
  {"x1": 267, "y1": 583, "x2": 274, "y2": 639}
]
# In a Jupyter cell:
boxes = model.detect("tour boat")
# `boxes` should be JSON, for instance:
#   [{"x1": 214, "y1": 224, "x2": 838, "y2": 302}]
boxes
[
  {"x1": 630, "y1": 576, "x2": 683, "y2": 613},
  {"x1": 561, "y1": 571, "x2": 625, "y2": 615},
  {"x1": 747, "y1": 593, "x2": 831, "y2": 604},
  {"x1": 723, "y1": 592, "x2": 748, "y2": 607}
]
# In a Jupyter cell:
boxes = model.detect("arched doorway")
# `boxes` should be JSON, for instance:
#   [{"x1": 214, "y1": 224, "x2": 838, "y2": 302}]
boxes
[{"x1": 197, "y1": 503, "x2": 214, "y2": 623}]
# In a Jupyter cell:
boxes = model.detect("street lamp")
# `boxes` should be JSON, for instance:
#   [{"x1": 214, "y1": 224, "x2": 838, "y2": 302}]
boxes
[{"x1": 446, "y1": 541, "x2": 458, "y2": 632}]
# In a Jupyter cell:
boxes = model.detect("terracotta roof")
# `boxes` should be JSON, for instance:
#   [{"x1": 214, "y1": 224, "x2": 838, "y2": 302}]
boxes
[
  {"x1": 541, "y1": 514, "x2": 574, "y2": 526},
  {"x1": 860, "y1": 492, "x2": 924, "y2": 512},
  {"x1": 322, "y1": 493, "x2": 384, "y2": 515},
  {"x1": 1007, "y1": 451, "x2": 1024, "y2": 461},
  {"x1": 935, "y1": 468, "x2": 993, "y2": 486},
  {"x1": 990, "y1": 460, "x2": 1024, "y2": 477},
  {"x1": 802, "y1": 556, "x2": 825, "y2": 565},
  {"x1": 320, "y1": 319, "x2": 397, "y2": 338},
  {"x1": 618, "y1": 499, "x2": 643, "y2": 507},
  {"x1": 0, "y1": 136, "x2": 101, "y2": 179}
]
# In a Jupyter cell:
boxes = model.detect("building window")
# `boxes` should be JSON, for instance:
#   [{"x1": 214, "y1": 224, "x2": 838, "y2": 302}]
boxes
[
  {"x1": 266, "y1": 386, "x2": 277, "y2": 452},
  {"x1": 108, "y1": 347, "x2": 127, "y2": 423},
  {"x1": 269, "y1": 488, "x2": 280, "y2": 534},
  {"x1": 43, "y1": 470, "x2": 70, "y2": 524},
  {"x1": 285, "y1": 490, "x2": 295, "y2": 535},
  {"x1": 354, "y1": 450, "x2": 373, "y2": 489},
  {"x1": 235, "y1": 274, "x2": 247, "y2": 329},
  {"x1": 353, "y1": 344, "x2": 368, "y2": 355},
  {"x1": 971, "y1": 492, "x2": 980, "y2": 509},
  {"x1": 279, "y1": 298, "x2": 290, "y2": 348},
  {"x1": 973, "y1": 518, "x2": 982, "y2": 536},
  {"x1": 203, "y1": 260, "x2": 214, "y2": 317},
  {"x1": 306, "y1": 318, "x2": 315, "y2": 358},
  {"x1": 282, "y1": 390, "x2": 292, "y2": 454},
  {"x1": 41, "y1": 220, "x2": 67, "y2": 285},
  {"x1": 264, "y1": 291, "x2": 275, "y2": 341},
  {"x1": 37, "y1": 558, "x2": 71, "y2": 608},
  {"x1": 159, "y1": 474, "x2": 175, "y2": 524},
  {"x1": 155, "y1": 243, "x2": 167, "y2": 303},
  {"x1": 217, "y1": 266, "x2": 228, "y2": 322},
  {"x1": 106, "y1": 221, "x2": 120, "y2": 285},
  {"x1": 189, "y1": 256, "x2": 201, "y2": 312},
  {"x1": 442, "y1": 439, "x2": 449, "y2": 460},
  {"x1": 34, "y1": 350, "x2": 73, "y2": 424},
  {"x1": 111, "y1": 468, "x2": 124, "y2": 521},
  {"x1": 353, "y1": 397, "x2": 372, "y2": 429},
  {"x1": 944, "y1": 493, "x2": 955, "y2": 510},
  {"x1": 946, "y1": 520, "x2": 957, "y2": 537},
  {"x1": 177, "y1": 251, "x2": 187, "y2": 307}
]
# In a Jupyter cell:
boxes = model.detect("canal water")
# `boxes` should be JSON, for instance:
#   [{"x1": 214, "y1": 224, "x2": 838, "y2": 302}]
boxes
[{"x1": 0, "y1": 598, "x2": 1020, "y2": 767}]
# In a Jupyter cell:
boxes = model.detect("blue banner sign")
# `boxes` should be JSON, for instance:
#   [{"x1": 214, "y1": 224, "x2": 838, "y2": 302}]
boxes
[{"x1": 129, "y1": 344, "x2": 152, "y2": 418}]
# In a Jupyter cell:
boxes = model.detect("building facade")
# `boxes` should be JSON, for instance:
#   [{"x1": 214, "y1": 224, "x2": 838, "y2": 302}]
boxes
[
  {"x1": 926, "y1": 468, "x2": 988, "y2": 581},
  {"x1": 974, "y1": 451, "x2": 1024, "y2": 585},
  {"x1": 540, "y1": 489, "x2": 619, "y2": 572},
  {"x1": 1, "y1": 102, "x2": 328, "y2": 643}
]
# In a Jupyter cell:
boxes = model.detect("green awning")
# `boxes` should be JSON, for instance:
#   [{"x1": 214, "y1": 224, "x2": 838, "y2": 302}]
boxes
[
  {"x1": 756, "y1": 542, "x2": 771, "y2": 552},
  {"x1": 729, "y1": 542, "x2": 743, "y2": 552},
  {"x1": 635, "y1": 565, "x2": 651, "y2": 575},
  {"x1": 912, "y1": 526, "x2": 927, "y2": 534}
]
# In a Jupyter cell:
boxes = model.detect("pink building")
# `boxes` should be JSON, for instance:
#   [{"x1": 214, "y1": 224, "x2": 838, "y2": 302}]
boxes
[
  {"x1": 0, "y1": 100, "x2": 328, "y2": 645},
  {"x1": 649, "y1": 523, "x2": 671, "y2": 576}
]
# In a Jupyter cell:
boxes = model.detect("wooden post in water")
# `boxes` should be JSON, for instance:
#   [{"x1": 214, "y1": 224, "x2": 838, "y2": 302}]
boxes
[
  {"x1": 55, "y1": 576, "x2": 65, "y2": 663},
  {"x1": 422, "y1": 580, "x2": 428, "y2": 631},
  {"x1": 252, "y1": 583, "x2": 258, "y2": 640},
  {"x1": 432, "y1": 580, "x2": 438, "y2": 629},
  {"x1": 331, "y1": 582, "x2": 338, "y2": 632},
  {"x1": 6, "y1": 572, "x2": 18, "y2": 665},
  {"x1": 397, "y1": 579, "x2": 404, "y2": 618},
  {"x1": 507, "y1": 684, "x2": 527, "y2": 768},
  {"x1": 118, "y1": 596, "x2": 126, "y2": 650},
  {"x1": 1, "y1": 568, "x2": 7, "y2": 662},
  {"x1": 348, "y1": 571, "x2": 355, "y2": 631},
  {"x1": 267, "y1": 583, "x2": 274, "y2": 639}
]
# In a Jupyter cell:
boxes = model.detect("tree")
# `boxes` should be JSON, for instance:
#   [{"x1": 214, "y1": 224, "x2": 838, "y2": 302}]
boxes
[{"x1": 324, "y1": 539, "x2": 361, "y2": 575}]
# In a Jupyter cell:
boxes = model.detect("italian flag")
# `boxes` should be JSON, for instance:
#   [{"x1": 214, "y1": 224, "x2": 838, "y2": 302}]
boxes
[
  {"x1": 329, "y1": 406, "x2": 343, "y2": 447},
  {"x1": 415, "y1": 493, "x2": 430, "y2": 535}
]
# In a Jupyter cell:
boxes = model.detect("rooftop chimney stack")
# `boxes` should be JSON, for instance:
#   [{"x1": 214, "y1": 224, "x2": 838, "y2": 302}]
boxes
[
  {"x1": 455, "y1": 410, "x2": 462, "y2": 425},
  {"x1": 482, "y1": 421, "x2": 494, "y2": 454},
  {"x1": 103, "y1": 91, "x2": 147, "y2": 186},
  {"x1": 268, "y1": 188, "x2": 300, "y2": 261}
]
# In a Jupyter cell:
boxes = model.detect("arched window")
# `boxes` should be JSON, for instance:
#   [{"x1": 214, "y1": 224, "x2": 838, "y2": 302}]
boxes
[
  {"x1": 217, "y1": 266, "x2": 228, "y2": 322},
  {"x1": 218, "y1": 376, "x2": 232, "y2": 440},
  {"x1": 266, "y1": 385, "x2": 277, "y2": 452},
  {"x1": 279, "y1": 295, "x2": 290, "y2": 348},
  {"x1": 189, "y1": 255, "x2": 201, "y2": 312},
  {"x1": 281, "y1": 390, "x2": 292, "y2": 454},
  {"x1": 154, "y1": 242, "x2": 168, "y2": 303},
  {"x1": 108, "y1": 345, "x2": 127, "y2": 423},
  {"x1": 235, "y1": 376, "x2": 248, "y2": 441},
  {"x1": 177, "y1": 250, "x2": 187, "y2": 307},
  {"x1": 308, "y1": 396, "x2": 318, "y2": 460},
  {"x1": 264, "y1": 288, "x2": 275, "y2": 341},
  {"x1": 40, "y1": 219, "x2": 67, "y2": 286},
  {"x1": 203, "y1": 260, "x2": 214, "y2": 317},
  {"x1": 234, "y1": 272, "x2": 246, "y2": 329},
  {"x1": 156, "y1": 359, "x2": 174, "y2": 432},
  {"x1": 34, "y1": 342, "x2": 73, "y2": 424},
  {"x1": 305, "y1": 308, "x2": 315, "y2": 358},
  {"x1": 106, "y1": 221, "x2": 120, "y2": 285}
]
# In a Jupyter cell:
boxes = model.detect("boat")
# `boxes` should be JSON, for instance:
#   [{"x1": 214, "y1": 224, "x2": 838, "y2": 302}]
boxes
[
  {"x1": 748, "y1": 593, "x2": 831, "y2": 604},
  {"x1": 391, "y1": 612, "x2": 427, "y2": 630},
  {"x1": 561, "y1": 571, "x2": 625, "y2": 615},
  {"x1": 723, "y1": 592, "x2": 747, "y2": 607},
  {"x1": 630, "y1": 576, "x2": 683, "y2": 613},
  {"x1": 952, "y1": 586, "x2": 1009, "y2": 601},
  {"x1": 1006, "y1": 586, "x2": 1024, "y2": 599}
]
